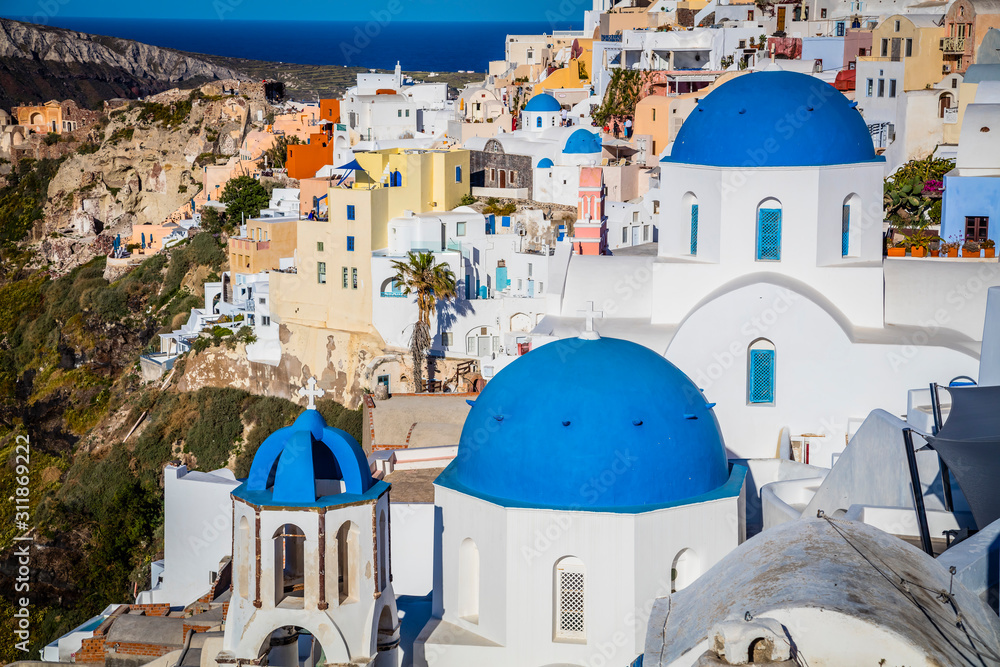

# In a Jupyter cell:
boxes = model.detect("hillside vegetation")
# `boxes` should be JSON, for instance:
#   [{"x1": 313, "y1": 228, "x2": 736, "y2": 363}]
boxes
[{"x1": 0, "y1": 230, "x2": 363, "y2": 659}]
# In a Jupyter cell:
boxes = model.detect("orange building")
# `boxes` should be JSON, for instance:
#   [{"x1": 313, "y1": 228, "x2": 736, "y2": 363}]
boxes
[
  {"x1": 286, "y1": 132, "x2": 336, "y2": 180},
  {"x1": 320, "y1": 99, "x2": 341, "y2": 123}
]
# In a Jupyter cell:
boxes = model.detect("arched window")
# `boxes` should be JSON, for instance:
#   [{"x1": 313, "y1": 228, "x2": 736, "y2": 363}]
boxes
[
  {"x1": 336, "y1": 521, "x2": 360, "y2": 605},
  {"x1": 536, "y1": 116, "x2": 543, "y2": 128},
  {"x1": 237, "y1": 516, "x2": 250, "y2": 598},
  {"x1": 670, "y1": 549, "x2": 701, "y2": 593},
  {"x1": 554, "y1": 556, "x2": 586, "y2": 641},
  {"x1": 756, "y1": 199, "x2": 782, "y2": 261},
  {"x1": 842, "y1": 194, "x2": 861, "y2": 257},
  {"x1": 458, "y1": 538, "x2": 480, "y2": 623},
  {"x1": 378, "y1": 512, "x2": 387, "y2": 591},
  {"x1": 748, "y1": 339, "x2": 776, "y2": 405},
  {"x1": 273, "y1": 524, "x2": 305, "y2": 606},
  {"x1": 682, "y1": 192, "x2": 699, "y2": 255}
]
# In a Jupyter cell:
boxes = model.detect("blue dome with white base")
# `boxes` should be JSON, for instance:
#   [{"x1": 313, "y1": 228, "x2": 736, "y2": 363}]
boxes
[
  {"x1": 537, "y1": 157, "x2": 554, "y2": 168},
  {"x1": 524, "y1": 93, "x2": 562, "y2": 112},
  {"x1": 238, "y1": 409, "x2": 380, "y2": 506},
  {"x1": 442, "y1": 336, "x2": 731, "y2": 511},
  {"x1": 563, "y1": 129, "x2": 602, "y2": 154},
  {"x1": 664, "y1": 71, "x2": 881, "y2": 168}
]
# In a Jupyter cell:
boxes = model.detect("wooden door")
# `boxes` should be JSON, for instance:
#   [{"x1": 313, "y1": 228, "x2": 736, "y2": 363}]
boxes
[
  {"x1": 499, "y1": 169, "x2": 506, "y2": 189},
  {"x1": 777, "y1": 6, "x2": 786, "y2": 31}
]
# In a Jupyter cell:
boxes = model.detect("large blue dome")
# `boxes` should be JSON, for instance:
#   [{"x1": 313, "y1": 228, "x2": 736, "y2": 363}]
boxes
[
  {"x1": 445, "y1": 337, "x2": 731, "y2": 510},
  {"x1": 665, "y1": 71, "x2": 881, "y2": 167},
  {"x1": 524, "y1": 93, "x2": 562, "y2": 112},
  {"x1": 238, "y1": 409, "x2": 379, "y2": 506},
  {"x1": 563, "y1": 128, "x2": 602, "y2": 154}
]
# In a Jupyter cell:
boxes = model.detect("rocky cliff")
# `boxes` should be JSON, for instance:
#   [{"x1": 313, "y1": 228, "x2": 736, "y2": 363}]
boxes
[
  {"x1": 35, "y1": 86, "x2": 262, "y2": 272},
  {"x1": 0, "y1": 18, "x2": 244, "y2": 108}
]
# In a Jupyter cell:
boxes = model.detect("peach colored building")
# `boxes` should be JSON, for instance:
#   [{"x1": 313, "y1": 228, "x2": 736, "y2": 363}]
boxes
[
  {"x1": 13, "y1": 101, "x2": 62, "y2": 133},
  {"x1": 943, "y1": 0, "x2": 1000, "y2": 74},
  {"x1": 271, "y1": 106, "x2": 321, "y2": 142},
  {"x1": 572, "y1": 167, "x2": 607, "y2": 256},
  {"x1": 129, "y1": 223, "x2": 185, "y2": 253},
  {"x1": 228, "y1": 217, "x2": 298, "y2": 273}
]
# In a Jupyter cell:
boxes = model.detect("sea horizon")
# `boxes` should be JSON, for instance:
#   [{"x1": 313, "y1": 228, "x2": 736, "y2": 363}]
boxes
[{"x1": 2, "y1": 16, "x2": 586, "y2": 73}]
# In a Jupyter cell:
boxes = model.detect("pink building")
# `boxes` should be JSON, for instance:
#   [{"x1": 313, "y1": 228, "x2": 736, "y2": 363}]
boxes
[{"x1": 571, "y1": 167, "x2": 607, "y2": 256}]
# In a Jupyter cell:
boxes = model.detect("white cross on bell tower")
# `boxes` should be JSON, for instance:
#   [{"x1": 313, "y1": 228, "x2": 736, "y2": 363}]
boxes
[
  {"x1": 577, "y1": 301, "x2": 603, "y2": 340},
  {"x1": 298, "y1": 377, "x2": 325, "y2": 410}
]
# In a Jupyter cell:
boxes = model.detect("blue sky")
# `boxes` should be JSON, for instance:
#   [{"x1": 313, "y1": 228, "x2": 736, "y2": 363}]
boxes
[{"x1": 1, "y1": 0, "x2": 582, "y2": 22}]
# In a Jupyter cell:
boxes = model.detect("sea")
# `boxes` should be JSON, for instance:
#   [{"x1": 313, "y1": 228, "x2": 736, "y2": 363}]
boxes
[{"x1": 16, "y1": 17, "x2": 584, "y2": 73}]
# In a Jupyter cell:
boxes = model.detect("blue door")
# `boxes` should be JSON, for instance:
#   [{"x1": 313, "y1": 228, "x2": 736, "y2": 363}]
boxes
[{"x1": 756, "y1": 208, "x2": 782, "y2": 261}]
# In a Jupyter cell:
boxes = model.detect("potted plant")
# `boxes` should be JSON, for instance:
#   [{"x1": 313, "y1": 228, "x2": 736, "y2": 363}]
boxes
[
  {"x1": 887, "y1": 241, "x2": 907, "y2": 257},
  {"x1": 928, "y1": 236, "x2": 942, "y2": 257},
  {"x1": 905, "y1": 232, "x2": 929, "y2": 257},
  {"x1": 963, "y1": 239, "x2": 981, "y2": 258},
  {"x1": 942, "y1": 240, "x2": 959, "y2": 257},
  {"x1": 983, "y1": 239, "x2": 996, "y2": 258}
]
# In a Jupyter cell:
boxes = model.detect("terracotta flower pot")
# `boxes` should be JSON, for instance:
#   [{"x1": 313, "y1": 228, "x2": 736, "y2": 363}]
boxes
[
  {"x1": 986, "y1": 248, "x2": 996, "y2": 258},
  {"x1": 964, "y1": 248, "x2": 981, "y2": 258},
  {"x1": 911, "y1": 247, "x2": 926, "y2": 258},
  {"x1": 947, "y1": 248, "x2": 959, "y2": 257},
  {"x1": 930, "y1": 250, "x2": 940, "y2": 257},
  {"x1": 887, "y1": 247, "x2": 906, "y2": 257}
]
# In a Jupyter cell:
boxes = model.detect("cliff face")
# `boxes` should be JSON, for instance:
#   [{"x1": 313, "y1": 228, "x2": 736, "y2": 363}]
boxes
[
  {"x1": 0, "y1": 18, "x2": 243, "y2": 107},
  {"x1": 35, "y1": 86, "x2": 259, "y2": 273}
]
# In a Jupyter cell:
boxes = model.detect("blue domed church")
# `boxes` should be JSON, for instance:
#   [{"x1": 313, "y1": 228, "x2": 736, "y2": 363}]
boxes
[
  {"x1": 221, "y1": 403, "x2": 399, "y2": 666},
  {"x1": 415, "y1": 331, "x2": 746, "y2": 667}
]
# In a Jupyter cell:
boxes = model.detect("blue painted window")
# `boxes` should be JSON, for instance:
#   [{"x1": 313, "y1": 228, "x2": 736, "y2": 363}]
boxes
[
  {"x1": 536, "y1": 116, "x2": 543, "y2": 128},
  {"x1": 748, "y1": 348, "x2": 775, "y2": 404},
  {"x1": 842, "y1": 204, "x2": 850, "y2": 256},
  {"x1": 756, "y1": 208, "x2": 781, "y2": 261},
  {"x1": 347, "y1": 236, "x2": 355, "y2": 251},
  {"x1": 501, "y1": 216, "x2": 511, "y2": 228},
  {"x1": 486, "y1": 215, "x2": 495, "y2": 235},
  {"x1": 455, "y1": 166, "x2": 462, "y2": 183},
  {"x1": 347, "y1": 205, "x2": 356, "y2": 220},
  {"x1": 690, "y1": 204, "x2": 699, "y2": 255}
]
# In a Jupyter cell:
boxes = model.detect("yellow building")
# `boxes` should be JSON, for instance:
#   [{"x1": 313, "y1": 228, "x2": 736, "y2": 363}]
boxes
[
  {"x1": 228, "y1": 217, "x2": 298, "y2": 273},
  {"x1": 866, "y1": 15, "x2": 946, "y2": 91},
  {"x1": 271, "y1": 148, "x2": 470, "y2": 336}
]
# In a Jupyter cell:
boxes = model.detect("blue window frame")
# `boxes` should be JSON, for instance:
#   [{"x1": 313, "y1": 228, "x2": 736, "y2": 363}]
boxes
[
  {"x1": 501, "y1": 216, "x2": 511, "y2": 228},
  {"x1": 756, "y1": 208, "x2": 782, "y2": 261},
  {"x1": 748, "y1": 348, "x2": 775, "y2": 404},
  {"x1": 836, "y1": 21, "x2": 845, "y2": 36},
  {"x1": 486, "y1": 215, "x2": 495, "y2": 235},
  {"x1": 690, "y1": 204, "x2": 699, "y2": 255},
  {"x1": 347, "y1": 205, "x2": 356, "y2": 221},
  {"x1": 536, "y1": 116, "x2": 543, "y2": 128},
  {"x1": 347, "y1": 236, "x2": 355, "y2": 251},
  {"x1": 842, "y1": 204, "x2": 850, "y2": 256},
  {"x1": 456, "y1": 165, "x2": 462, "y2": 183}
]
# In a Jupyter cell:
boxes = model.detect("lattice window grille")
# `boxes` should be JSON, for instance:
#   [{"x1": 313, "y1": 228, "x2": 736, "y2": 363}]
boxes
[
  {"x1": 842, "y1": 204, "x2": 851, "y2": 256},
  {"x1": 690, "y1": 204, "x2": 699, "y2": 255},
  {"x1": 749, "y1": 349, "x2": 775, "y2": 404},
  {"x1": 757, "y1": 208, "x2": 782, "y2": 260},
  {"x1": 557, "y1": 570, "x2": 585, "y2": 638}
]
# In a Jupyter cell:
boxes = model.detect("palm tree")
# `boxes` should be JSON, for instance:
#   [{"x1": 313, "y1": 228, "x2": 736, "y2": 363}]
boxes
[{"x1": 391, "y1": 251, "x2": 458, "y2": 392}]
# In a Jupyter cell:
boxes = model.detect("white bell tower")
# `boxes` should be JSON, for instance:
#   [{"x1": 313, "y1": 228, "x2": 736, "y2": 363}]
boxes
[{"x1": 219, "y1": 383, "x2": 398, "y2": 667}]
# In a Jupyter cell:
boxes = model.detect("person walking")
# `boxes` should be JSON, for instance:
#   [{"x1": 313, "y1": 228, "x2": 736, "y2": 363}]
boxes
[{"x1": 625, "y1": 117, "x2": 633, "y2": 139}]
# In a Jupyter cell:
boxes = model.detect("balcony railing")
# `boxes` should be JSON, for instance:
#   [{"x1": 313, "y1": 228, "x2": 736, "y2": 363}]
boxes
[{"x1": 941, "y1": 36, "x2": 966, "y2": 53}]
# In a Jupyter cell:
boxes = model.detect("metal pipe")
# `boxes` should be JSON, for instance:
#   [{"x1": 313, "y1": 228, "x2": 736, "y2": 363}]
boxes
[
  {"x1": 929, "y1": 383, "x2": 954, "y2": 512},
  {"x1": 903, "y1": 428, "x2": 934, "y2": 556}
]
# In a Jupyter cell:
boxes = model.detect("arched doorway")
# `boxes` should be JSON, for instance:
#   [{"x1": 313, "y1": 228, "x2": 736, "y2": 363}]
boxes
[
  {"x1": 257, "y1": 627, "x2": 325, "y2": 667},
  {"x1": 273, "y1": 524, "x2": 305, "y2": 606},
  {"x1": 939, "y1": 93, "x2": 953, "y2": 118},
  {"x1": 29, "y1": 112, "x2": 43, "y2": 125}
]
